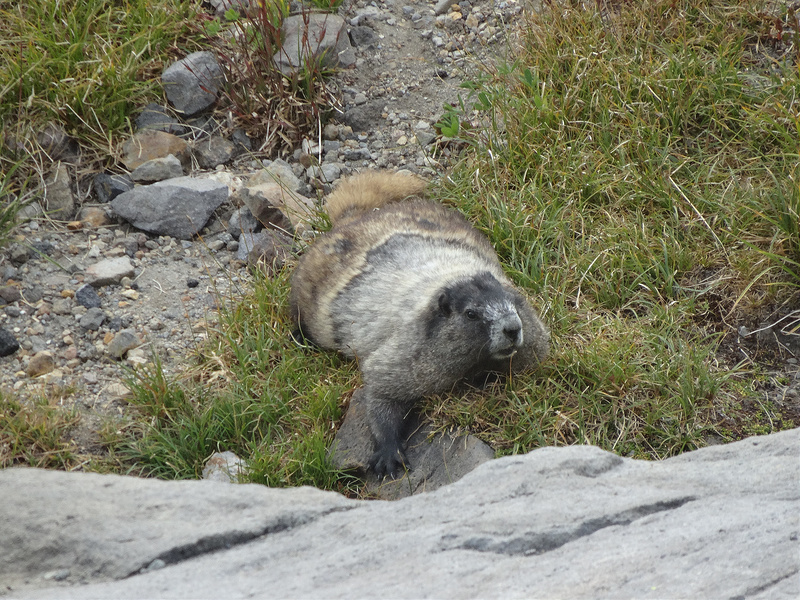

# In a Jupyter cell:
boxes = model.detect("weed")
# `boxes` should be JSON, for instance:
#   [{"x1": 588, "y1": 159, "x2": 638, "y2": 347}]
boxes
[
  {"x1": 208, "y1": 2, "x2": 341, "y2": 155},
  {"x1": 0, "y1": 392, "x2": 79, "y2": 469}
]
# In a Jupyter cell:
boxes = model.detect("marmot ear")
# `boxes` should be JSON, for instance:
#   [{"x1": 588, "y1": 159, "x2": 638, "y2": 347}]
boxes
[{"x1": 438, "y1": 292, "x2": 452, "y2": 316}]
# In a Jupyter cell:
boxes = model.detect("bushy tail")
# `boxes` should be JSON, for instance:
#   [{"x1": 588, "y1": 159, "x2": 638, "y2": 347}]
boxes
[{"x1": 324, "y1": 170, "x2": 428, "y2": 225}]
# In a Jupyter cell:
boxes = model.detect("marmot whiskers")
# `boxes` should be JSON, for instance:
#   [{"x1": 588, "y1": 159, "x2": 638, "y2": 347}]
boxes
[{"x1": 290, "y1": 171, "x2": 549, "y2": 478}]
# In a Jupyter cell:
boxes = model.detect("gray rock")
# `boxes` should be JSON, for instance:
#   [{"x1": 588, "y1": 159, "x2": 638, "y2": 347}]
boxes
[
  {"x1": 307, "y1": 163, "x2": 341, "y2": 183},
  {"x1": 44, "y1": 164, "x2": 75, "y2": 220},
  {"x1": 415, "y1": 130, "x2": 436, "y2": 146},
  {"x1": 0, "y1": 327, "x2": 20, "y2": 356},
  {"x1": 342, "y1": 146, "x2": 372, "y2": 161},
  {"x1": 274, "y1": 14, "x2": 355, "y2": 76},
  {"x1": 130, "y1": 154, "x2": 184, "y2": 183},
  {"x1": 36, "y1": 122, "x2": 79, "y2": 162},
  {"x1": 227, "y1": 207, "x2": 260, "y2": 237},
  {"x1": 193, "y1": 136, "x2": 238, "y2": 169},
  {"x1": 0, "y1": 468, "x2": 355, "y2": 594},
  {"x1": 251, "y1": 159, "x2": 301, "y2": 192},
  {"x1": 75, "y1": 284, "x2": 102, "y2": 309},
  {"x1": 207, "y1": 0, "x2": 251, "y2": 18},
  {"x1": 111, "y1": 177, "x2": 229, "y2": 239},
  {"x1": 230, "y1": 129, "x2": 253, "y2": 152},
  {"x1": 3, "y1": 429, "x2": 798, "y2": 599},
  {"x1": 0, "y1": 284, "x2": 22, "y2": 303},
  {"x1": 162, "y1": 51, "x2": 223, "y2": 117},
  {"x1": 85, "y1": 257, "x2": 135, "y2": 287},
  {"x1": 8, "y1": 243, "x2": 31, "y2": 265},
  {"x1": 93, "y1": 173, "x2": 134, "y2": 203},
  {"x1": 341, "y1": 102, "x2": 384, "y2": 133},
  {"x1": 135, "y1": 103, "x2": 186, "y2": 136},
  {"x1": 79, "y1": 307, "x2": 106, "y2": 331},
  {"x1": 236, "y1": 231, "x2": 270, "y2": 261},
  {"x1": 106, "y1": 329, "x2": 141, "y2": 359},
  {"x1": 245, "y1": 229, "x2": 293, "y2": 274},
  {"x1": 26, "y1": 351, "x2": 55, "y2": 377},
  {"x1": 202, "y1": 451, "x2": 247, "y2": 483},
  {"x1": 349, "y1": 25, "x2": 378, "y2": 48},
  {"x1": 434, "y1": 0, "x2": 454, "y2": 15}
]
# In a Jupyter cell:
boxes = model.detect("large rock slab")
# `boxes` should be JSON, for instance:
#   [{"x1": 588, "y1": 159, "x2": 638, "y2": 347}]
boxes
[
  {"x1": 2, "y1": 429, "x2": 798, "y2": 599},
  {"x1": 111, "y1": 176, "x2": 229, "y2": 239}
]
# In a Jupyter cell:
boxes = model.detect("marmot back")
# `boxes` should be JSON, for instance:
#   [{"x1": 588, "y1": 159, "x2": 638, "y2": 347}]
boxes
[{"x1": 289, "y1": 170, "x2": 549, "y2": 479}]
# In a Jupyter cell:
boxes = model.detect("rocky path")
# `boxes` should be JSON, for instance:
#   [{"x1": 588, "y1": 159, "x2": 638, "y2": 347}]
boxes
[{"x1": 0, "y1": 0, "x2": 524, "y2": 464}]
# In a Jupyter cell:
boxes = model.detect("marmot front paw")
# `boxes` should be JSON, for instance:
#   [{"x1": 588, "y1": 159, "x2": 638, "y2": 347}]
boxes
[{"x1": 370, "y1": 445, "x2": 410, "y2": 480}]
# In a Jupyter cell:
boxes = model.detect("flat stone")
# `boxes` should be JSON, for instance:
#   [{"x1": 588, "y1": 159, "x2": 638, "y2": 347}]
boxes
[
  {"x1": 120, "y1": 130, "x2": 190, "y2": 171},
  {"x1": 130, "y1": 154, "x2": 184, "y2": 183},
  {"x1": 78, "y1": 207, "x2": 113, "y2": 228},
  {"x1": 134, "y1": 103, "x2": 186, "y2": 136},
  {"x1": 250, "y1": 159, "x2": 301, "y2": 192},
  {"x1": 0, "y1": 284, "x2": 22, "y2": 303},
  {"x1": 85, "y1": 256, "x2": 135, "y2": 287},
  {"x1": 111, "y1": 177, "x2": 229, "y2": 239},
  {"x1": 79, "y1": 307, "x2": 106, "y2": 331},
  {"x1": 106, "y1": 329, "x2": 141, "y2": 359},
  {"x1": 240, "y1": 182, "x2": 313, "y2": 232}
]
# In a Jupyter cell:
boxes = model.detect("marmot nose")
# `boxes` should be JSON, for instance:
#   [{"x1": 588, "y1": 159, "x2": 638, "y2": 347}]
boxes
[{"x1": 503, "y1": 325, "x2": 521, "y2": 343}]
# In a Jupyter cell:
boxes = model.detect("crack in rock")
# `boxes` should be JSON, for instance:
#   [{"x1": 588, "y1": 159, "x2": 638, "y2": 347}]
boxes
[
  {"x1": 443, "y1": 496, "x2": 697, "y2": 557},
  {"x1": 729, "y1": 567, "x2": 800, "y2": 600},
  {"x1": 129, "y1": 506, "x2": 355, "y2": 577}
]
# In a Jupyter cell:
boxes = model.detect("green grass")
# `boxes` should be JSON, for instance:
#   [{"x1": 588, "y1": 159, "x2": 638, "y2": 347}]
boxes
[
  {"x1": 4, "y1": 0, "x2": 798, "y2": 490},
  {"x1": 0, "y1": 0, "x2": 202, "y2": 151},
  {"x1": 0, "y1": 392, "x2": 79, "y2": 469},
  {"x1": 423, "y1": 0, "x2": 799, "y2": 457}
]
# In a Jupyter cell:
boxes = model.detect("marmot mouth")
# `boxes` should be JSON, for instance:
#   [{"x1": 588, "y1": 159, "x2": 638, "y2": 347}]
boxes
[{"x1": 493, "y1": 348, "x2": 518, "y2": 360}]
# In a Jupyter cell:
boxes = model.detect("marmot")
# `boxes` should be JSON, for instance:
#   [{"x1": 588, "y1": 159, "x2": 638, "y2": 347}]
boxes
[{"x1": 289, "y1": 171, "x2": 549, "y2": 479}]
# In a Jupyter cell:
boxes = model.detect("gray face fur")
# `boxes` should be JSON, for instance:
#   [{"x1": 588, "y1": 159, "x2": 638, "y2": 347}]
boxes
[{"x1": 434, "y1": 272, "x2": 525, "y2": 366}]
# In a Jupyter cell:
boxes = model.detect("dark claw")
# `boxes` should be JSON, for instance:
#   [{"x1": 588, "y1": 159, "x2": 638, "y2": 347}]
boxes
[{"x1": 370, "y1": 446, "x2": 410, "y2": 480}]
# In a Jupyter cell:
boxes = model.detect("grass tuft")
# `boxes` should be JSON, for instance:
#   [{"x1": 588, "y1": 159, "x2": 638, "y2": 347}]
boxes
[{"x1": 0, "y1": 392, "x2": 79, "y2": 469}]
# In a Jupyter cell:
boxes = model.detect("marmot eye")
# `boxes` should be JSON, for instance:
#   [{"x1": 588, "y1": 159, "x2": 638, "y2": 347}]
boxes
[{"x1": 465, "y1": 309, "x2": 480, "y2": 321}]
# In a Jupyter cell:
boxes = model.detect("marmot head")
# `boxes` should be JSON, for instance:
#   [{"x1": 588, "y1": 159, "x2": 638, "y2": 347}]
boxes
[{"x1": 430, "y1": 271, "x2": 524, "y2": 364}]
